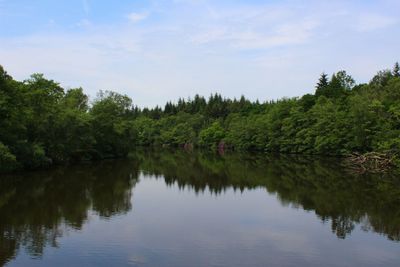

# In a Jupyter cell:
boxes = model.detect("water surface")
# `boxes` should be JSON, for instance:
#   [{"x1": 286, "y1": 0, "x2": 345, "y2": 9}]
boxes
[{"x1": 1, "y1": 149, "x2": 400, "y2": 266}]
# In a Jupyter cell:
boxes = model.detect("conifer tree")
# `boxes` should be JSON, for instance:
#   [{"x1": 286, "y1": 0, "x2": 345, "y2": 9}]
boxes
[
  {"x1": 315, "y1": 73, "x2": 329, "y2": 97},
  {"x1": 394, "y1": 62, "x2": 400, "y2": 78}
]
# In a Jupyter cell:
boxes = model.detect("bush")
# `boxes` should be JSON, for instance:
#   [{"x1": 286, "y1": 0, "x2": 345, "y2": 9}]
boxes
[
  {"x1": 13, "y1": 142, "x2": 52, "y2": 169},
  {"x1": 0, "y1": 142, "x2": 19, "y2": 172},
  {"x1": 199, "y1": 121, "x2": 225, "y2": 148}
]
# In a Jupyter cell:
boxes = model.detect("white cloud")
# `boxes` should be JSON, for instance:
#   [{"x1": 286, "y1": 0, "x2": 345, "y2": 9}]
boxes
[
  {"x1": 189, "y1": 4, "x2": 319, "y2": 50},
  {"x1": 127, "y1": 12, "x2": 149, "y2": 23},
  {"x1": 0, "y1": 29, "x2": 143, "y2": 98},
  {"x1": 354, "y1": 13, "x2": 397, "y2": 32},
  {"x1": 76, "y1": 19, "x2": 92, "y2": 28},
  {"x1": 230, "y1": 19, "x2": 319, "y2": 49},
  {"x1": 190, "y1": 27, "x2": 228, "y2": 45}
]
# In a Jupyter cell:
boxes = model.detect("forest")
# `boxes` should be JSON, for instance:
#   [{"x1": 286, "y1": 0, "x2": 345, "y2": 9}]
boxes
[{"x1": 0, "y1": 63, "x2": 400, "y2": 172}]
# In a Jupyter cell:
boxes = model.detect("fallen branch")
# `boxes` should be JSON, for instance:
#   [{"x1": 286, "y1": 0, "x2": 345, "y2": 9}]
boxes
[{"x1": 344, "y1": 151, "x2": 396, "y2": 173}]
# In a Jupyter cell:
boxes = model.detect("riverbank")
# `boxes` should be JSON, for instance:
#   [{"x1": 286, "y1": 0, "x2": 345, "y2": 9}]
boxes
[{"x1": 1, "y1": 64, "x2": 400, "y2": 173}]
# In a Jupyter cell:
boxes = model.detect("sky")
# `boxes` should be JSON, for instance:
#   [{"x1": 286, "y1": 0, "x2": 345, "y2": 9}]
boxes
[{"x1": 0, "y1": 0, "x2": 399, "y2": 107}]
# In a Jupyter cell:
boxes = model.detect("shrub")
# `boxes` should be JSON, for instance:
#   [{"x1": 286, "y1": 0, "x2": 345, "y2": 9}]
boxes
[{"x1": 0, "y1": 142, "x2": 19, "y2": 172}]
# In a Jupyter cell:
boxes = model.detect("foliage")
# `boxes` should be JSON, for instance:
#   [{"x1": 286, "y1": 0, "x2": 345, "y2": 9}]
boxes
[
  {"x1": 199, "y1": 121, "x2": 225, "y2": 148},
  {"x1": 1, "y1": 63, "x2": 400, "y2": 172},
  {"x1": 0, "y1": 142, "x2": 18, "y2": 172}
]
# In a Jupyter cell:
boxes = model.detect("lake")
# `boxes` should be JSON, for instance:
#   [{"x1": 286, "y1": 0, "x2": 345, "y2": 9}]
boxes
[{"x1": 1, "y1": 149, "x2": 400, "y2": 266}]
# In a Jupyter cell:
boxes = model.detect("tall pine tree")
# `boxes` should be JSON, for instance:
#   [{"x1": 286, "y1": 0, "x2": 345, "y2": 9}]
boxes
[
  {"x1": 393, "y1": 62, "x2": 400, "y2": 78},
  {"x1": 315, "y1": 73, "x2": 329, "y2": 97}
]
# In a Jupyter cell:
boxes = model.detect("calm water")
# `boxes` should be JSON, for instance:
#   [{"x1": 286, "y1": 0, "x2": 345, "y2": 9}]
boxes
[{"x1": 1, "y1": 149, "x2": 400, "y2": 267}]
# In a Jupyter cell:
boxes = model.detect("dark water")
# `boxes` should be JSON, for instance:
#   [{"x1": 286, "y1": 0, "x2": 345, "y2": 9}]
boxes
[{"x1": 1, "y1": 149, "x2": 400, "y2": 267}]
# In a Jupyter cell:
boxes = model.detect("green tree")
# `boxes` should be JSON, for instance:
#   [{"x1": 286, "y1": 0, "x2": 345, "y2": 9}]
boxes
[
  {"x1": 370, "y1": 70, "x2": 393, "y2": 87},
  {"x1": 393, "y1": 62, "x2": 400, "y2": 78},
  {"x1": 91, "y1": 91, "x2": 136, "y2": 157},
  {"x1": 0, "y1": 142, "x2": 18, "y2": 172},
  {"x1": 199, "y1": 121, "x2": 225, "y2": 148},
  {"x1": 315, "y1": 72, "x2": 329, "y2": 97}
]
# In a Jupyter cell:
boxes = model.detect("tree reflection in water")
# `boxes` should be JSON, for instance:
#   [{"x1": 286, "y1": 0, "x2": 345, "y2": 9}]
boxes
[
  {"x1": 1, "y1": 149, "x2": 399, "y2": 265},
  {"x1": 0, "y1": 159, "x2": 139, "y2": 265}
]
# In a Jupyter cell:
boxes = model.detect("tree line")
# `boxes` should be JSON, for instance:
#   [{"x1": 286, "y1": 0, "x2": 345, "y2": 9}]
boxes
[{"x1": 0, "y1": 63, "x2": 400, "y2": 172}]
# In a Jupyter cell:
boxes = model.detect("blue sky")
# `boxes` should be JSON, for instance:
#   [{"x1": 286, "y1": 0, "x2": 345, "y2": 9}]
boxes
[{"x1": 1, "y1": 0, "x2": 399, "y2": 107}]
